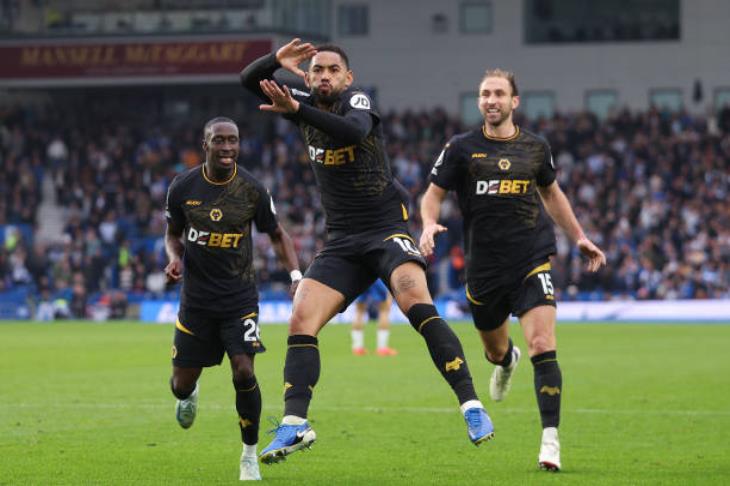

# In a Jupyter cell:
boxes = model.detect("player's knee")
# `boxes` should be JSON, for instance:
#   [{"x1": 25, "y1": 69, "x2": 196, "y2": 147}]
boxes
[
  {"x1": 485, "y1": 344, "x2": 510, "y2": 365},
  {"x1": 170, "y1": 377, "x2": 195, "y2": 399},
  {"x1": 527, "y1": 334, "x2": 554, "y2": 356},
  {"x1": 232, "y1": 363, "x2": 255, "y2": 384}
]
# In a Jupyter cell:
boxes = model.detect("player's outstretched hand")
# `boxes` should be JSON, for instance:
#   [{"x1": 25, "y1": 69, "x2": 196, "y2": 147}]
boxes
[
  {"x1": 165, "y1": 259, "x2": 183, "y2": 284},
  {"x1": 276, "y1": 38, "x2": 317, "y2": 78},
  {"x1": 577, "y1": 237, "x2": 606, "y2": 272},
  {"x1": 419, "y1": 223, "x2": 448, "y2": 257},
  {"x1": 259, "y1": 80, "x2": 300, "y2": 114}
]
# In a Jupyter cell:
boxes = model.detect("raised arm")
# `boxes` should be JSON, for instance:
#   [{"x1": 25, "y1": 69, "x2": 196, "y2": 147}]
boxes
[
  {"x1": 418, "y1": 183, "x2": 449, "y2": 257},
  {"x1": 267, "y1": 223, "x2": 302, "y2": 297},
  {"x1": 537, "y1": 181, "x2": 606, "y2": 272},
  {"x1": 240, "y1": 38, "x2": 316, "y2": 102},
  {"x1": 258, "y1": 79, "x2": 373, "y2": 144}
]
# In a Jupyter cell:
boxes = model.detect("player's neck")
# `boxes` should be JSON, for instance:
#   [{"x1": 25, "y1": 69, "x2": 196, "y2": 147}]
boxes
[
  {"x1": 203, "y1": 162, "x2": 236, "y2": 184},
  {"x1": 483, "y1": 121, "x2": 518, "y2": 140}
]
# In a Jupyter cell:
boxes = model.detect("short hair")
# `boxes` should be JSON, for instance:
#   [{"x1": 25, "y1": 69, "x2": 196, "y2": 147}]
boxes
[
  {"x1": 481, "y1": 69, "x2": 519, "y2": 96},
  {"x1": 203, "y1": 116, "x2": 237, "y2": 140},
  {"x1": 313, "y1": 44, "x2": 350, "y2": 69}
]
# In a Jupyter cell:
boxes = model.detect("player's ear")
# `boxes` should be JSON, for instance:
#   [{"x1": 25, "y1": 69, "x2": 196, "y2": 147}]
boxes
[
  {"x1": 345, "y1": 70, "x2": 353, "y2": 89},
  {"x1": 512, "y1": 95, "x2": 520, "y2": 110},
  {"x1": 304, "y1": 71, "x2": 311, "y2": 88}
]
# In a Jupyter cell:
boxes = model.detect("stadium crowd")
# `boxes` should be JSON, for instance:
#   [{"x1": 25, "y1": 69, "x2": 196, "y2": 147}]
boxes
[{"x1": 0, "y1": 97, "x2": 728, "y2": 318}]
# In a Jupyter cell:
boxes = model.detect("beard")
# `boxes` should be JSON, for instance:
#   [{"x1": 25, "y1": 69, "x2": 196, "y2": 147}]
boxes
[
  {"x1": 483, "y1": 108, "x2": 512, "y2": 128},
  {"x1": 311, "y1": 86, "x2": 341, "y2": 106}
]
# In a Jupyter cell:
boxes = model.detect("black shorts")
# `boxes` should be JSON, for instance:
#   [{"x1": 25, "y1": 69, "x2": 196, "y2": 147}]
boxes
[
  {"x1": 305, "y1": 224, "x2": 427, "y2": 311},
  {"x1": 172, "y1": 306, "x2": 265, "y2": 368},
  {"x1": 467, "y1": 260, "x2": 557, "y2": 331}
]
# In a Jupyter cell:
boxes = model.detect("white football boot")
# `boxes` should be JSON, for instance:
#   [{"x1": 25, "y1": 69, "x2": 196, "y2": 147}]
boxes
[
  {"x1": 538, "y1": 426, "x2": 561, "y2": 471},
  {"x1": 489, "y1": 346, "x2": 521, "y2": 402},
  {"x1": 175, "y1": 383, "x2": 199, "y2": 429},
  {"x1": 240, "y1": 451, "x2": 262, "y2": 481}
]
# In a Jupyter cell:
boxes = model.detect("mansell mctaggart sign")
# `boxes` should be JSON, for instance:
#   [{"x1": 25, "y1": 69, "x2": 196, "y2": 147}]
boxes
[{"x1": 0, "y1": 39, "x2": 271, "y2": 80}]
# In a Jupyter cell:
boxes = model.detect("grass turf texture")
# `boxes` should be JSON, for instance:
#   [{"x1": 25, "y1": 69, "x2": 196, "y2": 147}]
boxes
[{"x1": 1, "y1": 321, "x2": 729, "y2": 485}]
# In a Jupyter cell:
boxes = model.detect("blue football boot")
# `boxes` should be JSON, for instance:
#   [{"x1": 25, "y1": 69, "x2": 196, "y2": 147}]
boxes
[
  {"x1": 260, "y1": 420, "x2": 316, "y2": 464},
  {"x1": 464, "y1": 407, "x2": 494, "y2": 445}
]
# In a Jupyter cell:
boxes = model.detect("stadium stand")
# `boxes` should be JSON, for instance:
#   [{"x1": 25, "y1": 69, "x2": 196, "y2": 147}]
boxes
[{"x1": 0, "y1": 97, "x2": 728, "y2": 319}]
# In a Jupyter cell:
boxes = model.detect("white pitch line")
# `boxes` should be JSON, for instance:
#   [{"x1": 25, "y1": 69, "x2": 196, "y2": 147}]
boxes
[{"x1": 4, "y1": 403, "x2": 730, "y2": 417}]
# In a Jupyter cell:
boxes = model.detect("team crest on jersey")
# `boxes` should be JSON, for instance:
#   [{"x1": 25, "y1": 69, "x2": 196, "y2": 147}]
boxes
[
  {"x1": 209, "y1": 208, "x2": 223, "y2": 221},
  {"x1": 498, "y1": 158, "x2": 511, "y2": 171},
  {"x1": 350, "y1": 93, "x2": 371, "y2": 110}
]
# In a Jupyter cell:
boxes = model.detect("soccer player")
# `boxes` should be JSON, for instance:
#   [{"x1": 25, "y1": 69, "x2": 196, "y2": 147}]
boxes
[
  {"x1": 240, "y1": 39, "x2": 494, "y2": 463},
  {"x1": 164, "y1": 117, "x2": 301, "y2": 481},
  {"x1": 419, "y1": 69, "x2": 606, "y2": 472},
  {"x1": 351, "y1": 280, "x2": 397, "y2": 356}
]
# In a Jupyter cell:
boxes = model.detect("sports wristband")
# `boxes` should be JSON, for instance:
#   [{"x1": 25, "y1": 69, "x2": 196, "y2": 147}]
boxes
[{"x1": 290, "y1": 270, "x2": 303, "y2": 282}]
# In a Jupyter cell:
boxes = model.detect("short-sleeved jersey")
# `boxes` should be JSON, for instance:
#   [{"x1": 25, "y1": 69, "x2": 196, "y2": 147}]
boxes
[
  {"x1": 429, "y1": 126, "x2": 557, "y2": 284},
  {"x1": 289, "y1": 87, "x2": 409, "y2": 233},
  {"x1": 165, "y1": 164, "x2": 278, "y2": 316}
]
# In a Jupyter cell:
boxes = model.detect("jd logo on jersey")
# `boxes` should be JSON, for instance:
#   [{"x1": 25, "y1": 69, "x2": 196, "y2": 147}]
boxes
[
  {"x1": 210, "y1": 208, "x2": 222, "y2": 221},
  {"x1": 350, "y1": 93, "x2": 371, "y2": 109},
  {"x1": 498, "y1": 158, "x2": 511, "y2": 170}
]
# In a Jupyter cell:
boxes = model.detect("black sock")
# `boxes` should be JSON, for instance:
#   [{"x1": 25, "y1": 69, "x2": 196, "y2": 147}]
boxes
[
  {"x1": 531, "y1": 351, "x2": 562, "y2": 428},
  {"x1": 283, "y1": 335, "x2": 320, "y2": 418},
  {"x1": 234, "y1": 375, "x2": 261, "y2": 445},
  {"x1": 170, "y1": 377, "x2": 194, "y2": 400},
  {"x1": 407, "y1": 304, "x2": 477, "y2": 404},
  {"x1": 485, "y1": 338, "x2": 514, "y2": 367}
]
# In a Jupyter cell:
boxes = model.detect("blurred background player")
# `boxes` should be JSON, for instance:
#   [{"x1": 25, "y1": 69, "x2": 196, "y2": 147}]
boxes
[
  {"x1": 351, "y1": 280, "x2": 397, "y2": 356},
  {"x1": 419, "y1": 69, "x2": 606, "y2": 472},
  {"x1": 164, "y1": 117, "x2": 301, "y2": 481}
]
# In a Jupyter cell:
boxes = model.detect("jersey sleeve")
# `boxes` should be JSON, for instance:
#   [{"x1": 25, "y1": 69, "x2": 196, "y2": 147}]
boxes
[
  {"x1": 429, "y1": 139, "x2": 462, "y2": 190},
  {"x1": 165, "y1": 176, "x2": 186, "y2": 229},
  {"x1": 253, "y1": 185, "x2": 279, "y2": 234},
  {"x1": 342, "y1": 90, "x2": 380, "y2": 121},
  {"x1": 536, "y1": 140, "x2": 557, "y2": 187}
]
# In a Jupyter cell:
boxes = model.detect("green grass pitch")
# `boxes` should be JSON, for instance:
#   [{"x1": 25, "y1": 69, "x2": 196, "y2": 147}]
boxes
[{"x1": 1, "y1": 320, "x2": 729, "y2": 484}]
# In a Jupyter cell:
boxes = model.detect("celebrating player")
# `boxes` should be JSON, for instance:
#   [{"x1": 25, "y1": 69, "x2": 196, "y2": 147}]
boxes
[
  {"x1": 240, "y1": 39, "x2": 494, "y2": 464},
  {"x1": 164, "y1": 117, "x2": 301, "y2": 481},
  {"x1": 419, "y1": 69, "x2": 606, "y2": 471}
]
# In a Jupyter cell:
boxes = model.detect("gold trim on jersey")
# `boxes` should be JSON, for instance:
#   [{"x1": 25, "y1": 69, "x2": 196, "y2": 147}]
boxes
[
  {"x1": 241, "y1": 311, "x2": 258, "y2": 320},
  {"x1": 201, "y1": 163, "x2": 237, "y2": 185},
  {"x1": 524, "y1": 262, "x2": 551, "y2": 281},
  {"x1": 383, "y1": 233, "x2": 416, "y2": 244},
  {"x1": 175, "y1": 319, "x2": 195, "y2": 336},
  {"x1": 482, "y1": 124, "x2": 520, "y2": 142},
  {"x1": 465, "y1": 285, "x2": 484, "y2": 306},
  {"x1": 401, "y1": 204, "x2": 409, "y2": 221}
]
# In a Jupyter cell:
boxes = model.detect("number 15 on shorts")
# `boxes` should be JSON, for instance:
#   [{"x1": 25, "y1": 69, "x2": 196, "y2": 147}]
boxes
[{"x1": 537, "y1": 273, "x2": 554, "y2": 296}]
